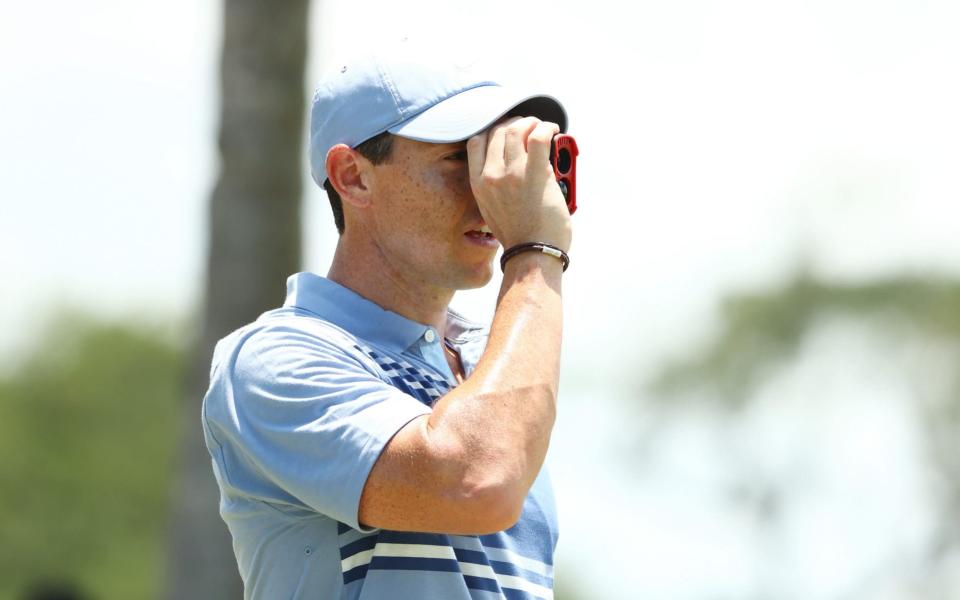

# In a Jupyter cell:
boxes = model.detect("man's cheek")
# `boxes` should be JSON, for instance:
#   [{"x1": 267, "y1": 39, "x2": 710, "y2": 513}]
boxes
[{"x1": 441, "y1": 168, "x2": 472, "y2": 197}]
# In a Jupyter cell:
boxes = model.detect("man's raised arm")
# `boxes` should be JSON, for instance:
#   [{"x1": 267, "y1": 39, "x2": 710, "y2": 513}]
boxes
[{"x1": 359, "y1": 116, "x2": 572, "y2": 534}]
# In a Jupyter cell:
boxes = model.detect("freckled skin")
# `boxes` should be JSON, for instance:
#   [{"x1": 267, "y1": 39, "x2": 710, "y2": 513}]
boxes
[{"x1": 366, "y1": 137, "x2": 496, "y2": 295}]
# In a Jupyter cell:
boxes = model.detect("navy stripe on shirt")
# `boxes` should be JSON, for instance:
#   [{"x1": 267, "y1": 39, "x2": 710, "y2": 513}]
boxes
[
  {"x1": 337, "y1": 528, "x2": 553, "y2": 596},
  {"x1": 353, "y1": 343, "x2": 450, "y2": 406}
]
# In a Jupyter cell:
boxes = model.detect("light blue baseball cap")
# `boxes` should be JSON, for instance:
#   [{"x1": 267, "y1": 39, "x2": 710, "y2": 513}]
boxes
[{"x1": 309, "y1": 46, "x2": 568, "y2": 185}]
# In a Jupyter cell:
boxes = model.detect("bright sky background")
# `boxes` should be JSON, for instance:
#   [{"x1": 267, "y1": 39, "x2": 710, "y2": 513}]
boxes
[{"x1": 2, "y1": 0, "x2": 959, "y2": 597}]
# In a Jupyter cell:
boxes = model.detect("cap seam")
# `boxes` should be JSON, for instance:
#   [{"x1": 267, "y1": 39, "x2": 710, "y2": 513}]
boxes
[{"x1": 376, "y1": 62, "x2": 405, "y2": 119}]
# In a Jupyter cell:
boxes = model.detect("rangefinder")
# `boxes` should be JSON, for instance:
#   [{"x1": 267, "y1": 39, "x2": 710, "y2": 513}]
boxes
[{"x1": 550, "y1": 134, "x2": 579, "y2": 215}]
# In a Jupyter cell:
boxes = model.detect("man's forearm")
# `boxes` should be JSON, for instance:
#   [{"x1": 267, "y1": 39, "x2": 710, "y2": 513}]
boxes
[{"x1": 427, "y1": 252, "x2": 563, "y2": 511}]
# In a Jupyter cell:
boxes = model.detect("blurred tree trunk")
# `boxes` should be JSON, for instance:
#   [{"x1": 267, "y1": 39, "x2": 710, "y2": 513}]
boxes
[{"x1": 165, "y1": 0, "x2": 309, "y2": 597}]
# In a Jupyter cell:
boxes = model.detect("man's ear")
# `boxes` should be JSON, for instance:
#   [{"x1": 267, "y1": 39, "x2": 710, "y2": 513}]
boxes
[{"x1": 326, "y1": 144, "x2": 373, "y2": 208}]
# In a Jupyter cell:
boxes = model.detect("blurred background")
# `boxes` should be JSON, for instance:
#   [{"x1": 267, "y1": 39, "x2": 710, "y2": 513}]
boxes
[{"x1": 2, "y1": 0, "x2": 959, "y2": 598}]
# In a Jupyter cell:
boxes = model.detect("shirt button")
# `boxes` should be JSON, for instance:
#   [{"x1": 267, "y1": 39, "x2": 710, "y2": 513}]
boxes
[{"x1": 424, "y1": 329, "x2": 436, "y2": 343}]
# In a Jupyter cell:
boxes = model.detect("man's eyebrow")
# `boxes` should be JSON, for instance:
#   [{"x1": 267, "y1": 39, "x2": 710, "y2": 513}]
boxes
[{"x1": 435, "y1": 141, "x2": 468, "y2": 155}]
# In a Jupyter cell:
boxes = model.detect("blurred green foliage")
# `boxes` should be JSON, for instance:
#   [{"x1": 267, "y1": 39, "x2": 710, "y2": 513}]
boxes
[
  {"x1": 652, "y1": 271, "x2": 960, "y2": 406},
  {"x1": 0, "y1": 314, "x2": 183, "y2": 600},
  {"x1": 650, "y1": 270, "x2": 960, "y2": 591}
]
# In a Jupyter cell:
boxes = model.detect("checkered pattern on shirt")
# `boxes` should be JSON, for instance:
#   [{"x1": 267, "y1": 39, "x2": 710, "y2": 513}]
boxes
[{"x1": 353, "y1": 343, "x2": 451, "y2": 406}]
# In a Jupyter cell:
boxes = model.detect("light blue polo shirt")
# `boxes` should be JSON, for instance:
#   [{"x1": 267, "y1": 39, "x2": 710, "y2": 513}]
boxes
[{"x1": 202, "y1": 272, "x2": 558, "y2": 599}]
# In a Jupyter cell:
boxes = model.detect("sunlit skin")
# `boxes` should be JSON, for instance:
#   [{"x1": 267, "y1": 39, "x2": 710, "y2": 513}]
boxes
[{"x1": 326, "y1": 136, "x2": 500, "y2": 340}]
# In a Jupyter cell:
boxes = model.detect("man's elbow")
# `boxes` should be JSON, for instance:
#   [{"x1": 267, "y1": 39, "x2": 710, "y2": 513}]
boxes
[{"x1": 453, "y1": 474, "x2": 527, "y2": 534}]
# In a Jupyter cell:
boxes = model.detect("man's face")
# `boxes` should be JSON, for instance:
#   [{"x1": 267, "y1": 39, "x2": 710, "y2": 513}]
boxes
[{"x1": 364, "y1": 136, "x2": 499, "y2": 293}]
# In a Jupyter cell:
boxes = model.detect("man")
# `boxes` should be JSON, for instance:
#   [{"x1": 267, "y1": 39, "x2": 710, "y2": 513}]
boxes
[{"x1": 202, "y1": 43, "x2": 573, "y2": 599}]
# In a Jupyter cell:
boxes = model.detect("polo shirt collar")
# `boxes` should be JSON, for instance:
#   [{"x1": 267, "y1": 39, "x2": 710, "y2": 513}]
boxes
[{"x1": 283, "y1": 272, "x2": 477, "y2": 353}]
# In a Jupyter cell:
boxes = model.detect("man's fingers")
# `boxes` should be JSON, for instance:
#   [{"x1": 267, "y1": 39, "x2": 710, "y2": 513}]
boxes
[
  {"x1": 482, "y1": 119, "x2": 510, "y2": 175},
  {"x1": 526, "y1": 120, "x2": 561, "y2": 171},
  {"x1": 467, "y1": 132, "x2": 487, "y2": 183},
  {"x1": 503, "y1": 117, "x2": 540, "y2": 168},
  {"x1": 481, "y1": 116, "x2": 530, "y2": 176}
]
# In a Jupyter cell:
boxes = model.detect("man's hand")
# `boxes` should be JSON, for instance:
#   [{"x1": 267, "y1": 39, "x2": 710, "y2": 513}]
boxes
[{"x1": 467, "y1": 117, "x2": 572, "y2": 253}]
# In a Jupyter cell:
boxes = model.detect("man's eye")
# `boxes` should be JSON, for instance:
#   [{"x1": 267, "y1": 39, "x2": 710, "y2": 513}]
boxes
[{"x1": 446, "y1": 151, "x2": 468, "y2": 161}]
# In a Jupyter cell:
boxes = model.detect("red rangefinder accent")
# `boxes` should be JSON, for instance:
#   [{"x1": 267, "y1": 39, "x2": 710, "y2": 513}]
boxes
[{"x1": 550, "y1": 134, "x2": 579, "y2": 215}]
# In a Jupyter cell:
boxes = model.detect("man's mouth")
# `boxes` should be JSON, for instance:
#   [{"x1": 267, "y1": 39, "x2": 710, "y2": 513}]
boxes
[{"x1": 464, "y1": 225, "x2": 496, "y2": 241}]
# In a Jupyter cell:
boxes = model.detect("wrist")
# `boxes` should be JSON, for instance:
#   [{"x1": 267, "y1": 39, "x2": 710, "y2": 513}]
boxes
[
  {"x1": 498, "y1": 218, "x2": 571, "y2": 255},
  {"x1": 499, "y1": 253, "x2": 564, "y2": 284},
  {"x1": 500, "y1": 242, "x2": 569, "y2": 273}
]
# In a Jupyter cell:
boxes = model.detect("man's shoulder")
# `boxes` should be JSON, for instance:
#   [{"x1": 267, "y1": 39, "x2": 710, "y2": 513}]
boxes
[
  {"x1": 210, "y1": 307, "x2": 373, "y2": 381},
  {"x1": 252, "y1": 306, "x2": 360, "y2": 346}
]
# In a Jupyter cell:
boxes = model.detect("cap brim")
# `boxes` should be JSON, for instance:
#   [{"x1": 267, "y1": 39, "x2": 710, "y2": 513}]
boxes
[{"x1": 388, "y1": 85, "x2": 568, "y2": 142}]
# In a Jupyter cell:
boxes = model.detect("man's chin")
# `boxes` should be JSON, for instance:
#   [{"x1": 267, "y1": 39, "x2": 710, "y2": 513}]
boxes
[{"x1": 456, "y1": 263, "x2": 496, "y2": 290}]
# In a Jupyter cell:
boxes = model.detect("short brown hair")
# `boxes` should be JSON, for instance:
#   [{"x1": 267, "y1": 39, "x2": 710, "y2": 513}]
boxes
[{"x1": 322, "y1": 132, "x2": 395, "y2": 234}]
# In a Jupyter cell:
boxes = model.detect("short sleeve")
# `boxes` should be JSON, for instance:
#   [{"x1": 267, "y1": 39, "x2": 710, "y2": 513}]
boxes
[{"x1": 203, "y1": 324, "x2": 432, "y2": 530}]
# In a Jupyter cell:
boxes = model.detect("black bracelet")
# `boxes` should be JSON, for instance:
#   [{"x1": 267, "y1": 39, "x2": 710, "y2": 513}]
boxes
[{"x1": 500, "y1": 242, "x2": 570, "y2": 272}]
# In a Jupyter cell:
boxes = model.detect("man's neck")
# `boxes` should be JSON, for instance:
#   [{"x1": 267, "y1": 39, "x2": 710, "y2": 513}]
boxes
[{"x1": 327, "y1": 237, "x2": 454, "y2": 336}]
